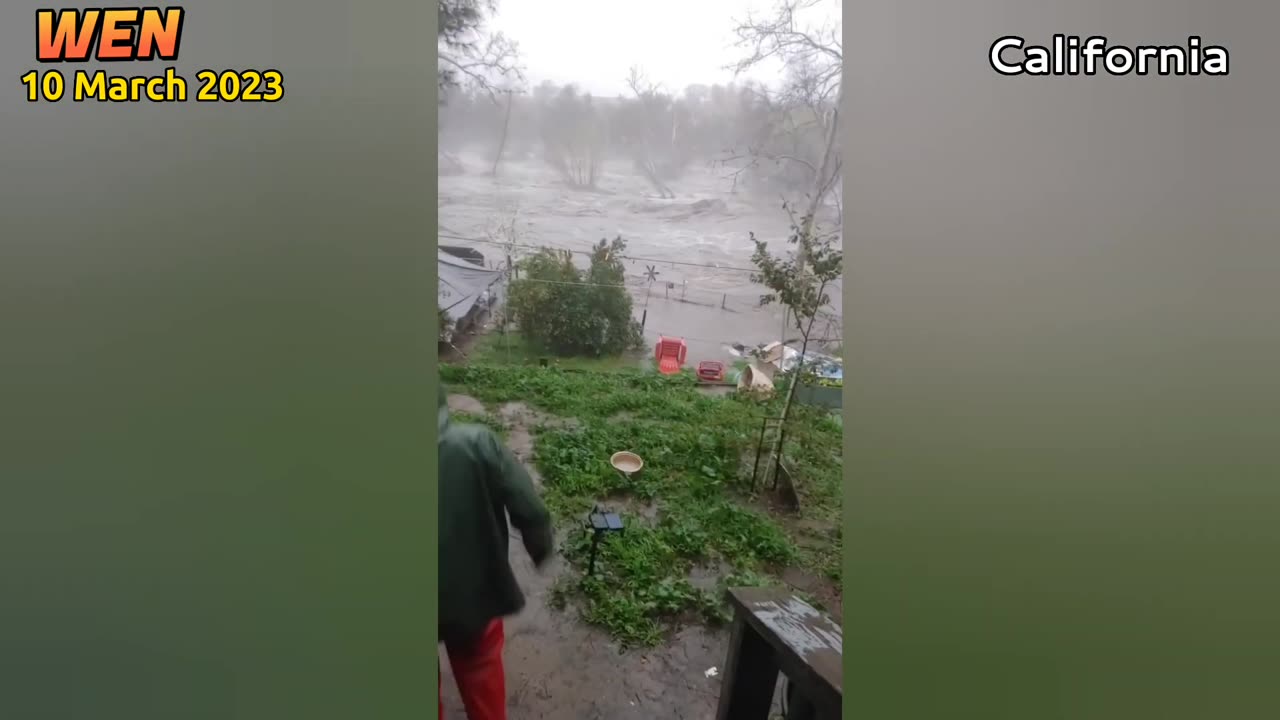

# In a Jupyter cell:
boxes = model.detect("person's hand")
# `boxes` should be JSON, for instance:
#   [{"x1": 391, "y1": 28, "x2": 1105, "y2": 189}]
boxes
[
  {"x1": 523, "y1": 524, "x2": 554, "y2": 570},
  {"x1": 533, "y1": 550, "x2": 558, "y2": 574}
]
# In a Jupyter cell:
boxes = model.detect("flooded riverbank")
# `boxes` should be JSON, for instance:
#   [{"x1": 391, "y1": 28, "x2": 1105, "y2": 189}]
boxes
[{"x1": 438, "y1": 148, "x2": 841, "y2": 365}]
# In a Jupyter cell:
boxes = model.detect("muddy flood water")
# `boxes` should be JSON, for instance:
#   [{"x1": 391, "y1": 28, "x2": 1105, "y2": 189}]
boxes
[
  {"x1": 438, "y1": 149, "x2": 842, "y2": 366},
  {"x1": 441, "y1": 394, "x2": 790, "y2": 719}
]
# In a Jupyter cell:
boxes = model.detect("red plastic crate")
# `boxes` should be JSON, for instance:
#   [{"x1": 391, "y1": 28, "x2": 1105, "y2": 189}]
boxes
[{"x1": 697, "y1": 360, "x2": 725, "y2": 382}]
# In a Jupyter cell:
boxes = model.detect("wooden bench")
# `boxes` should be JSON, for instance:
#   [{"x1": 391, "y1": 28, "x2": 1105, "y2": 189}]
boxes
[{"x1": 715, "y1": 587, "x2": 842, "y2": 720}]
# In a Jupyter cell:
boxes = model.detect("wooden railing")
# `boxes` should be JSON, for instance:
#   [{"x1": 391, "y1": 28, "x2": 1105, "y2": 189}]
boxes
[{"x1": 715, "y1": 587, "x2": 842, "y2": 720}]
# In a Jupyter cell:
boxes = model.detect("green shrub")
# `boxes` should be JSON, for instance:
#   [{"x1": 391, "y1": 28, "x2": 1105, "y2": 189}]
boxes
[{"x1": 507, "y1": 236, "x2": 643, "y2": 357}]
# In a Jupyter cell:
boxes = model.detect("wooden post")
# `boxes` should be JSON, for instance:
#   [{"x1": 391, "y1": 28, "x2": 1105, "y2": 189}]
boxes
[
  {"x1": 751, "y1": 417, "x2": 769, "y2": 491},
  {"x1": 771, "y1": 426, "x2": 788, "y2": 490},
  {"x1": 505, "y1": 253, "x2": 515, "y2": 362},
  {"x1": 715, "y1": 588, "x2": 843, "y2": 720},
  {"x1": 714, "y1": 612, "x2": 779, "y2": 720},
  {"x1": 491, "y1": 89, "x2": 513, "y2": 176}
]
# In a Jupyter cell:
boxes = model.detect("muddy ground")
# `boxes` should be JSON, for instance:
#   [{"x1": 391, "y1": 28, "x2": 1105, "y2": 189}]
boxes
[
  {"x1": 441, "y1": 394, "x2": 795, "y2": 719},
  {"x1": 440, "y1": 525, "x2": 732, "y2": 719}
]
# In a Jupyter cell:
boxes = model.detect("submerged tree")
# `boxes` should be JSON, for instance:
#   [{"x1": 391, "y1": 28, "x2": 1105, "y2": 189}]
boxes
[
  {"x1": 618, "y1": 67, "x2": 685, "y2": 198},
  {"x1": 539, "y1": 86, "x2": 607, "y2": 189}
]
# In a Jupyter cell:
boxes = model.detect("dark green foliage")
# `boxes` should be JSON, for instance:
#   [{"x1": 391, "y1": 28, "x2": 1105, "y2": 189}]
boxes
[
  {"x1": 749, "y1": 211, "x2": 844, "y2": 495},
  {"x1": 749, "y1": 212, "x2": 843, "y2": 325},
  {"x1": 507, "y1": 237, "x2": 644, "y2": 357}
]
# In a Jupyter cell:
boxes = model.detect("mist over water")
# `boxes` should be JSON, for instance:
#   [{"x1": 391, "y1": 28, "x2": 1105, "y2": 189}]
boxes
[{"x1": 438, "y1": 86, "x2": 843, "y2": 361}]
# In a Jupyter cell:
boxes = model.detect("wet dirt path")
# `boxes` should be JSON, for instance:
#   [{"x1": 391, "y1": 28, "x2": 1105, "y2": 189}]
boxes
[
  {"x1": 442, "y1": 539, "x2": 730, "y2": 719},
  {"x1": 442, "y1": 395, "x2": 738, "y2": 719}
]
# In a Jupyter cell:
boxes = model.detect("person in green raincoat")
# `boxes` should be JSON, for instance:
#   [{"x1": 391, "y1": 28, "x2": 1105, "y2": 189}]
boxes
[{"x1": 438, "y1": 386, "x2": 552, "y2": 720}]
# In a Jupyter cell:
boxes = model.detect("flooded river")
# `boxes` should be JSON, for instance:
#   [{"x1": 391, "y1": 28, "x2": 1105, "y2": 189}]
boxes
[{"x1": 438, "y1": 148, "x2": 842, "y2": 364}]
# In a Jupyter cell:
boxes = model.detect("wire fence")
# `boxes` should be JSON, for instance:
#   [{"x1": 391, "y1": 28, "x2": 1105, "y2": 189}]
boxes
[
  {"x1": 439, "y1": 229, "x2": 843, "y2": 320},
  {"x1": 484, "y1": 275, "x2": 843, "y2": 352}
]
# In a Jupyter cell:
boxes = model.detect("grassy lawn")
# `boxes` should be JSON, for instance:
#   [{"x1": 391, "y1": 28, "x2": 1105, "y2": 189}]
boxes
[{"x1": 440, "y1": 363, "x2": 842, "y2": 647}]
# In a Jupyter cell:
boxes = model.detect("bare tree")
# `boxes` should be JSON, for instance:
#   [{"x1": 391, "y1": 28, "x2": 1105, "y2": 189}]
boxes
[
  {"x1": 726, "y1": 0, "x2": 842, "y2": 221},
  {"x1": 728, "y1": 0, "x2": 842, "y2": 339},
  {"x1": 731, "y1": 0, "x2": 842, "y2": 94},
  {"x1": 484, "y1": 205, "x2": 525, "y2": 359}
]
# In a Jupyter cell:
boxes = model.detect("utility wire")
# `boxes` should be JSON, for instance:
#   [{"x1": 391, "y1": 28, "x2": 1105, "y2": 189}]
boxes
[
  {"x1": 499, "y1": 276, "x2": 630, "y2": 290},
  {"x1": 526, "y1": 275, "x2": 776, "y2": 303},
  {"x1": 502, "y1": 275, "x2": 766, "y2": 303}
]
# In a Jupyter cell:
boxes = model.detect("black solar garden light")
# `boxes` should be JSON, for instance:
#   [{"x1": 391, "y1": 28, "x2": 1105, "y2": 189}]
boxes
[{"x1": 585, "y1": 504, "x2": 624, "y2": 576}]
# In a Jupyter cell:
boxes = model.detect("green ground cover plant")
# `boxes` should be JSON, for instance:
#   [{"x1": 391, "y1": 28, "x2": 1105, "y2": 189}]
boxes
[{"x1": 441, "y1": 364, "x2": 842, "y2": 647}]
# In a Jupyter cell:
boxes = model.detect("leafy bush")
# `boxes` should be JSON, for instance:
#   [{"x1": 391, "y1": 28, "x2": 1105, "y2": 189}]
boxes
[{"x1": 507, "y1": 236, "x2": 644, "y2": 357}]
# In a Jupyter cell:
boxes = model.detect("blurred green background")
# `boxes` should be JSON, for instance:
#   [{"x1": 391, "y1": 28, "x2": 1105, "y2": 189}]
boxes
[
  {"x1": 0, "y1": 1, "x2": 436, "y2": 717},
  {"x1": 845, "y1": 1, "x2": 1280, "y2": 717}
]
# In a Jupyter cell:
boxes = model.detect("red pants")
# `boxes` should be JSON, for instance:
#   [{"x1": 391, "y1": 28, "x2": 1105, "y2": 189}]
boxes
[{"x1": 439, "y1": 619, "x2": 506, "y2": 720}]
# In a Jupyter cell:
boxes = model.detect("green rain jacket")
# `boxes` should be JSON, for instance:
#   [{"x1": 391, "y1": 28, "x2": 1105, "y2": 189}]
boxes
[{"x1": 438, "y1": 388, "x2": 553, "y2": 647}]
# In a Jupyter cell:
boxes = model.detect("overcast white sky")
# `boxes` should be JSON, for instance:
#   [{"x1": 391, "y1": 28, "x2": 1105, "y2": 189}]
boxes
[{"x1": 487, "y1": 0, "x2": 840, "y2": 97}]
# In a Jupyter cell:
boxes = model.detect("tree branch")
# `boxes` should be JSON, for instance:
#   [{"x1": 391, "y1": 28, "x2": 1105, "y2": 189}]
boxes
[
  {"x1": 730, "y1": 0, "x2": 843, "y2": 78},
  {"x1": 438, "y1": 30, "x2": 524, "y2": 103}
]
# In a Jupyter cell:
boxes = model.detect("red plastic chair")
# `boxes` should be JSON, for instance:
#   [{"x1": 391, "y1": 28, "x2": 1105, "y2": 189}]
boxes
[{"x1": 654, "y1": 336, "x2": 688, "y2": 375}]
